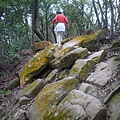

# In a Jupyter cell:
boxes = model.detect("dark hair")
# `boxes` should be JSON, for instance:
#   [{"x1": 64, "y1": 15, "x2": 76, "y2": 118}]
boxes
[{"x1": 56, "y1": 11, "x2": 62, "y2": 14}]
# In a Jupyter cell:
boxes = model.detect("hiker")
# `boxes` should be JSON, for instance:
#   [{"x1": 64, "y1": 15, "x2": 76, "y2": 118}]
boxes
[{"x1": 52, "y1": 11, "x2": 69, "y2": 47}]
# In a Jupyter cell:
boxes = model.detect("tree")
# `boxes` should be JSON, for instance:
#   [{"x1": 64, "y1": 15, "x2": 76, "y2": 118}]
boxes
[{"x1": 32, "y1": 0, "x2": 45, "y2": 41}]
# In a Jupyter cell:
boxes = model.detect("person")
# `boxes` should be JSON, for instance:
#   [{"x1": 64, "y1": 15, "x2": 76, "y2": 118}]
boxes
[{"x1": 52, "y1": 11, "x2": 69, "y2": 47}]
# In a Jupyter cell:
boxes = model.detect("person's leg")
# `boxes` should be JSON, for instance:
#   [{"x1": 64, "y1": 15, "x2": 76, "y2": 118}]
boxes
[{"x1": 57, "y1": 31, "x2": 62, "y2": 46}]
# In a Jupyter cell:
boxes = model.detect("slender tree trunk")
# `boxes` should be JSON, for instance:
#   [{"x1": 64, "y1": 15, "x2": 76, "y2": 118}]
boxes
[
  {"x1": 104, "y1": 0, "x2": 108, "y2": 30},
  {"x1": 31, "y1": 1, "x2": 35, "y2": 45},
  {"x1": 45, "y1": 10, "x2": 48, "y2": 41},
  {"x1": 24, "y1": 11, "x2": 31, "y2": 46},
  {"x1": 109, "y1": 0, "x2": 114, "y2": 36},
  {"x1": 92, "y1": 0, "x2": 102, "y2": 27},
  {"x1": 97, "y1": 0, "x2": 105, "y2": 28},
  {"x1": 115, "y1": 0, "x2": 120, "y2": 32},
  {"x1": 118, "y1": 0, "x2": 120, "y2": 31},
  {"x1": 32, "y1": 0, "x2": 45, "y2": 41}
]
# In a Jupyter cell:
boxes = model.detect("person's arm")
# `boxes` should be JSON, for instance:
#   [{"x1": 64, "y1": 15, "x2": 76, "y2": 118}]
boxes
[
  {"x1": 64, "y1": 16, "x2": 69, "y2": 27},
  {"x1": 52, "y1": 15, "x2": 57, "y2": 25}
]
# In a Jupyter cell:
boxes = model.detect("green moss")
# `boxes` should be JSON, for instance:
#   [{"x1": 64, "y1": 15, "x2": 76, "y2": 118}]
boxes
[
  {"x1": 109, "y1": 90, "x2": 120, "y2": 104},
  {"x1": 112, "y1": 39, "x2": 120, "y2": 48},
  {"x1": 70, "y1": 59, "x2": 95, "y2": 81},
  {"x1": 30, "y1": 78, "x2": 79, "y2": 120},
  {"x1": 19, "y1": 79, "x2": 42, "y2": 97},
  {"x1": 43, "y1": 111, "x2": 73, "y2": 120},
  {"x1": 19, "y1": 50, "x2": 48, "y2": 86},
  {"x1": 79, "y1": 61, "x2": 94, "y2": 80},
  {"x1": 34, "y1": 81, "x2": 62, "y2": 113}
]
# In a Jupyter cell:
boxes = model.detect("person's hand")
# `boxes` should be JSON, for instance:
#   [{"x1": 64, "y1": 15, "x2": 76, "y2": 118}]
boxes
[{"x1": 67, "y1": 24, "x2": 69, "y2": 28}]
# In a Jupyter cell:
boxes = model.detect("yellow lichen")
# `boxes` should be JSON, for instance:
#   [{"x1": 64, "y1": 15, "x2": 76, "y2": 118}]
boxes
[
  {"x1": 32, "y1": 78, "x2": 79, "y2": 119},
  {"x1": 19, "y1": 50, "x2": 48, "y2": 86}
]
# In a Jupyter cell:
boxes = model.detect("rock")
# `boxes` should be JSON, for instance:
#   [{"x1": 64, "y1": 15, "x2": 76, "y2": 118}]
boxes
[
  {"x1": 86, "y1": 56, "x2": 120, "y2": 86},
  {"x1": 81, "y1": 29, "x2": 106, "y2": 51},
  {"x1": 108, "y1": 91, "x2": 120, "y2": 120},
  {"x1": 45, "y1": 69, "x2": 59, "y2": 83},
  {"x1": 62, "y1": 30, "x2": 105, "y2": 51},
  {"x1": 62, "y1": 36, "x2": 85, "y2": 49},
  {"x1": 3, "y1": 29, "x2": 120, "y2": 120},
  {"x1": 58, "y1": 69, "x2": 69, "y2": 80},
  {"x1": 18, "y1": 49, "x2": 49, "y2": 86},
  {"x1": 50, "y1": 47, "x2": 74, "y2": 68},
  {"x1": 28, "y1": 77, "x2": 79, "y2": 120},
  {"x1": 9, "y1": 109, "x2": 27, "y2": 120},
  {"x1": 18, "y1": 79, "x2": 45, "y2": 98},
  {"x1": 50, "y1": 47, "x2": 88, "y2": 69},
  {"x1": 61, "y1": 37, "x2": 74, "y2": 44},
  {"x1": 7, "y1": 77, "x2": 20, "y2": 90},
  {"x1": 13, "y1": 96, "x2": 30, "y2": 109},
  {"x1": 31, "y1": 41, "x2": 53, "y2": 52},
  {"x1": 69, "y1": 59, "x2": 95, "y2": 81},
  {"x1": 79, "y1": 83, "x2": 97, "y2": 97},
  {"x1": 45, "y1": 90, "x2": 106, "y2": 120},
  {"x1": 87, "y1": 50, "x2": 105, "y2": 63}
]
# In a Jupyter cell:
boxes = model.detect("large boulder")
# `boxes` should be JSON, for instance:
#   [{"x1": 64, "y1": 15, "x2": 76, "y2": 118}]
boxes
[
  {"x1": 18, "y1": 46, "x2": 55, "y2": 86},
  {"x1": 69, "y1": 59, "x2": 95, "y2": 81},
  {"x1": 87, "y1": 50, "x2": 105, "y2": 63},
  {"x1": 31, "y1": 41, "x2": 53, "y2": 52},
  {"x1": 50, "y1": 47, "x2": 89, "y2": 69},
  {"x1": 43, "y1": 90, "x2": 106, "y2": 120},
  {"x1": 29, "y1": 77, "x2": 79, "y2": 120},
  {"x1": 107, "y1": 84, "x2": 120, "y2": 120},
  {"x1": 86, "y1": 56, "x2": 120, "y2": 86},
  {"x1": 62, "y1": 30, "x2": 106, "y2": 51},
  {"x1": 18, "y1": 79, "x2": 45, "y2": 98}
]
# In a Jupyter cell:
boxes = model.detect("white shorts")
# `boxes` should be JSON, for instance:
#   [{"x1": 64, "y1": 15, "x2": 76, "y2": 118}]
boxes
[{"x1": 54, "y1": 23, "x2": 65, "y2": 34}]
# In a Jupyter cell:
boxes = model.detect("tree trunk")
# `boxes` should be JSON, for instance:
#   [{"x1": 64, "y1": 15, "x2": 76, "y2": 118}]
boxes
[
  {"x1": 109, "y1": 0, "x2": 114, "y2": 36},
  {"x1": 92, "y1": 0, "x2": 101, "y2": 27},
  {"x1": 104, "y1": 0, "x2": 108, "y2": 30},
  {"x1": 97, "y1": 0, "x2": 106, "y2": 28},
  {"x1": 24, "y1": 11, "x2": 31, "y2": 46},
  {"x1": 32, "y1": 0, "x2": 45, "y2": 41},
  {"x1": 45, "y1": 10, "x2": 48, "y2": 41}
]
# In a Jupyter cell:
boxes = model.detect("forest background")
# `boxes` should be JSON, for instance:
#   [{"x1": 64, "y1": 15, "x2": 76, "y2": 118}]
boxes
[{"x1": 0, "y1": 0, "x2": 120, "y2": 77}]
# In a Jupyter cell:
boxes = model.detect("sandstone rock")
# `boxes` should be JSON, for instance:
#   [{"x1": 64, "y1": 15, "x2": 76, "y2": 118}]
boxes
[
  {"x1": 62, "y1": 30, "x2": 105, "y2": 51},
  {"x1": 58, "y1": 69, "x2": 69, "y2": 80},
  {"x1": 13, "y1": 96, "x2": 30, "y2": 109},
  {"x1": 79, "y1": 83, "x2": 97, "y2": 97},
  {"x1": 69, "y1": 59, "x2": 95, "y2": 81},
  {"x1": 9, "y1": 109, "x2": 27, "y2": 120},
  {"x1": 18, "y1": 79, "x2": 44, "y2": 98},
  {"x1": 87, "y1": 50, "x2": 105, "y2": 63},
  {"x1": 108, "y1": 91, "x2": 120, "y2": 120},
  {"x1": 62, "y1": 36, "x2": 85, "y2": 49},
  {"x1": 50, "y1": 47, "x2": 88, "y2": 69},
  {"x1": 81, "y1": 29, "x2": 106, "y2": 51},
  {"x1": 46, "y1": 90, "x2": 105, "y2": 120},
  {"x1": 31, "y1": 41, "x2": 53, "y2": 52},
  {"x1": 86, "y1": 56, "x2": 120, "y2": 86},
  {"x1": 45, "y1": 69, "x2": 59, "y2": 83},
  {"x1": 18, "y1": 50, "x2": 49, "y2": 86},
  {"x1": 7, "y1": 77, "x2": 20, "y2": 90},
  {"x1": 29, "y1": 77, "x2": 79, "y2": 120}
]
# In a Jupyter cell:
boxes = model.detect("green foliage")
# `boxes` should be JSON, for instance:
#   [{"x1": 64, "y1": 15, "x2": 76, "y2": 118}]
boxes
[
  {"x1": 0, "y1": 0, "x2": 119, "y2": 63},
  {"x1": 112, "y1": 39, "x2": 120, "y2": 48},
  {"x1": 0, "y1": 71, "x2": 9, "y2": 78},
  {"x1": 0, "y1": 90, "x2": 11, "y2": 99}
]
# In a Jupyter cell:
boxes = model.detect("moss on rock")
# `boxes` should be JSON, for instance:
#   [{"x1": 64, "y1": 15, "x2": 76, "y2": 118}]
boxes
[{"x1": 18, "y1": 50, "x2": 49, "y2": 86}]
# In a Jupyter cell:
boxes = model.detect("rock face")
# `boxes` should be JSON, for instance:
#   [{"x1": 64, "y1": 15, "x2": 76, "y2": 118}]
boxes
[
  {"x1": 29, "y1": 77, "x2": 79, "y2": 120},
  {"x1": 1, "y1": 29, "x2": 120, "y2": 120}
]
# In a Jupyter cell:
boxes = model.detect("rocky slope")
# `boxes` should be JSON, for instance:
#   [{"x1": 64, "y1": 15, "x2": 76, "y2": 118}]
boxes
[{"x1": 0, "y1": 29, "x2": 120, "y2": 120}]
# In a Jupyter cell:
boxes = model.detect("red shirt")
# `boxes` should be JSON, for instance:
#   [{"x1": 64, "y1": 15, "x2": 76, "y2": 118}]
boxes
[{"x1": 52, "y1": 14, "x2": 69, "y2": 26}]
